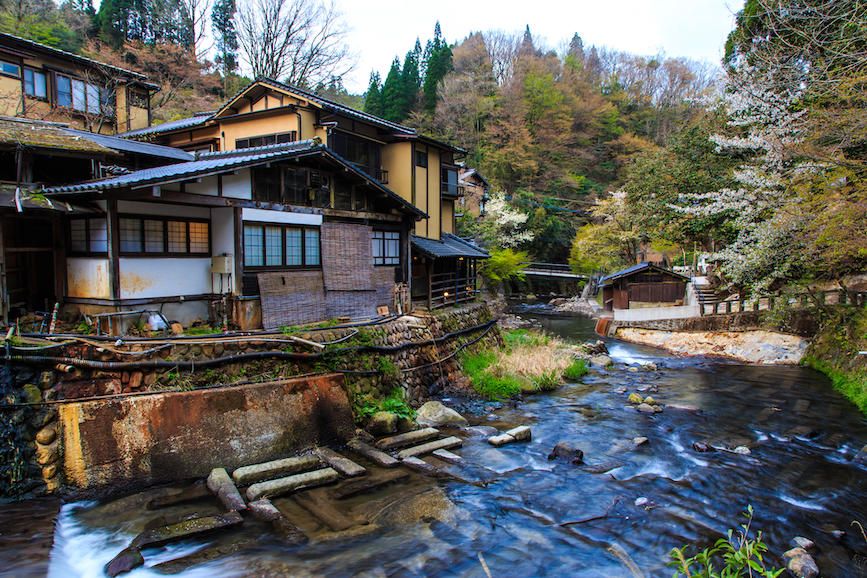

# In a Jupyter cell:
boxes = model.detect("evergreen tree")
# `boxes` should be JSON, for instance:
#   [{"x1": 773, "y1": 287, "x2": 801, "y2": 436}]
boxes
[
  {"x1": 363, "y1": 71, "x2": 384, "y2": 117},
  {"x1": 399, "y1": 39, "x2": 422, "y2": 112},
  {"x1": 212, "y1": 0, "x2": 238, "y2": 76},
  {"x1": 422, "y1": 21, "x2": 453, "y2": 113},
  {"x1": 381, "y1": 58, "x2": 404, "y2": 122}
]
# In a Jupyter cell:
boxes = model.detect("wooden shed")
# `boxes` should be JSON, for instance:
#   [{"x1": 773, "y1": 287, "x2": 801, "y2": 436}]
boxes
[{"x1": 598, "y1": 262, "x2": 689, "y2": 312}]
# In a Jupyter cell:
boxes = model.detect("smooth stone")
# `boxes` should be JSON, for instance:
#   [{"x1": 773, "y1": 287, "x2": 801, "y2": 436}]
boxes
[
  {"x1": 416, "y1": 401, "x2": 469, "y2": 427},
  {"x1": 791, "y1": 536, "x2": 815, "y2": 550},
  {"x1": 347, "y1": 439, "x2": 400, "y2": 468},
  {"x1": 487, "y1": 433, "x2": 516, "y2": 447},
  {"x1": 463, "y1": 426, "x2": 500, "y2": 437},
  {"x1": 22, "y1": 384, "x2": 42, "y2": 404},
  {"x1": 733, "y1": 445, "x2": 751, "y2": 455},
  {"x1": 633, "y1": 437, "x2": 648, "y2": 446},
  {"x1": 35, "y1": 425, "x2": 56, "y2": 445},
  {"x1": 432, "y1": 449, "x2": 463, "y2": 463},
  {"x1": 505, "y1": 426, "x2": 531, "y2": 441},
  {"x1": 315, "y1": 447, "x2": 366, "y2": 477},
  {"x1": 248, "y1": 499, "x2": 282, "y2": 522},
  {"x1": 783, "y1": 547, "x2": 819, "y2": 578},
  {"x1": 246, "y1": 468, "x2": 339, "y2": 501},
  {"x1": 397, "y1": 436, "x2": 462, "y2": 459},
  {"x1": 207, "y1": 468, "x2": 246, "y2": 512},
  {"x1": 130, "y1": 511, "x2": 244, "y2": 549},
  {"x1": 104, "y1": 547, "x2": 144, "y2": 577},
  {"x1": 643, "y1": 396, "x2": 656, "y2": 405},
  {"x1": 590, "y1": 355, "x2": 613, "y2": 368},
  {"x1": 636, "y1": 403, "x2": 656, "y2": 414},
  {"x1": 548, "y1": 441, "x2": 584, "y2": 464},
  {"x1": 376, "y1": 427, "x2": 440, "y2": 451},
  {"x1": 667, "y1": 403, "x2": 702, "y2": 412},
  {"x1": 367, "y1": 411, "x2": 398, "y2": 436},
  {"x1": 232, "y1": 455, "x2": 321, "y2": 486},
  {"x1": 627, "y1": 393, "x2": 643, "y2": 404},
  {"x1": 693, "y1": 442, "x2": 715, "y2": 453}
]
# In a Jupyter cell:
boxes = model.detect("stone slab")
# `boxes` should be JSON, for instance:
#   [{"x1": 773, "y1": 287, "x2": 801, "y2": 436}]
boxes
[
  {"x1": 246, "y1": 468, "x2": 339, "y2": 501},
  {"x1": 400, "y1": 456, "x2": 446, "y2": 477},
  {"x1": 505, "y1": 426, "x2": 531, "y2": 441},
  {"x1": 487, "y1": 434, "x2": 516, "y2": 447},
  {"x1": 375, "y1": 428, "x2": 440, "y2": 451},
  {"x1": 329, "y1": 469, "x2": 410, "y2": 500},
  {"x1": 130, "y1": 511, "x2": 244, "y2": 549},
  {"x1": 315, "y1": 447, "x2": 366, "y2": 477},
  {"x1": 432, "y1": 449, "x2": 463, "y2": 463},
  {"x1": 396, "y1": 437, "x2": 462, "y2": 459},
  {"x1": 233, "y1": 455, "x2": 321, "y2": 486},
  {"x1": 294, "y1": 491, "x2": 364, "y2": 532},
  {"x1": 347, "y1": 439, "x2": 399, "y2": 468},
  {"x1": 207, "y1": 468, "x2": 247, "y2": 511}
]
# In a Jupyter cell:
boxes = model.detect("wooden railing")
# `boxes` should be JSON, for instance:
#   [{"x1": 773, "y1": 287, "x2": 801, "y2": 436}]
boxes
[
  {"x1": 429, "y1": 271, "x2": 478, "y2": 309},
  {"x1": 700, "y1": 289, "x2": 867, "y2": 316}
]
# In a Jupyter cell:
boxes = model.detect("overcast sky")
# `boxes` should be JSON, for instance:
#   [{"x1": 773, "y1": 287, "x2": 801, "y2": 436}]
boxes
[{"x1": 338, "y1": 0, "x2": 741, "y2": 93}]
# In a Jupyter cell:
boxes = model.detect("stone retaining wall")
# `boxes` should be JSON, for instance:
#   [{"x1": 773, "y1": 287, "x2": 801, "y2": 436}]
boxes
[{"x1": 0, "y1": 302, "x2": 501, "y2": 498}]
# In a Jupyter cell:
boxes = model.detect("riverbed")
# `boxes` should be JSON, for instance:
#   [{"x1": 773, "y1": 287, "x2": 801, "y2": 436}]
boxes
[{"x1": 12, "y1": 311, "x2": 867, "y2": 577}]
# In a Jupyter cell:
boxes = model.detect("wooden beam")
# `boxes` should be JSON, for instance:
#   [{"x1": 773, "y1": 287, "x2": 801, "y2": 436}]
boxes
[{"x1": 106, "y1": 198, "x2": 121, "y2": 300}]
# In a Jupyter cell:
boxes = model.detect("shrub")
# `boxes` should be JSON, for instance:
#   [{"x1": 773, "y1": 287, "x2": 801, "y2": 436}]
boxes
[{"x1": 668, "y1": 506, "x2": 783, "y2": 578}]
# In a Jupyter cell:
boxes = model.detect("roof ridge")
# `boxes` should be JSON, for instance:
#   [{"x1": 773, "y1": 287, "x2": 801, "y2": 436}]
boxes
[{"x1": 197, "y1": 138, "x2": 320, "y2": 159}]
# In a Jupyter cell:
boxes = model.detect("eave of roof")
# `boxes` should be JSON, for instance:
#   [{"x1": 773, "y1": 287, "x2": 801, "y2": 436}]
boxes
[
  {"x1": 0, "y1": 32, "x2": 158, "y2": 90},
  {"x1": 411, "y1": 233, "x2": 490, "y2": 260},
  {"x1": 599, "y1": 262, "x2": 689, "y2": 284},
  {"x1": 0, "y1": 117, "x2": 113, "y2": 154},
  {"x1": 117, "y1": 111, "x2": 214, "y2": 138},
  {"x1": 62, "y1": 128, "x2": 193, "y2": 161}
]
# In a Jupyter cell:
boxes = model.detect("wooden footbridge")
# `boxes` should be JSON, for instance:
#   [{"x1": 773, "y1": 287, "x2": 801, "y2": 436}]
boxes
[{"x1": 520, "y1": 263, "x2": 588, "y2": 280}]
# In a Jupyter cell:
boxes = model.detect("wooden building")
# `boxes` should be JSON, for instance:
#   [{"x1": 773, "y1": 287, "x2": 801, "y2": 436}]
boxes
[{"x1": 598, "y1": 262, "x2": 689, "y2": 312}]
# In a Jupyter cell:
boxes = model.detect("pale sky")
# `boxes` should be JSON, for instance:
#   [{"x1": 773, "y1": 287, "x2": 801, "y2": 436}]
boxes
[{"x1": 338, "y1": 0, "x2": 741, "y2": 92}]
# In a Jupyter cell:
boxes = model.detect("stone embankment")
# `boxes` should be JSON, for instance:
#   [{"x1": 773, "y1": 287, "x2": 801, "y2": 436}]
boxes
[{"x1": 615, "y1": 327, "x2": 810, "y2": 364}]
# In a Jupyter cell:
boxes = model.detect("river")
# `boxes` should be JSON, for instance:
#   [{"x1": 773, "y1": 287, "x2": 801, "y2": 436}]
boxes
[{"x1": 13, "y1": 310, "x2": 867, "y2": 577}]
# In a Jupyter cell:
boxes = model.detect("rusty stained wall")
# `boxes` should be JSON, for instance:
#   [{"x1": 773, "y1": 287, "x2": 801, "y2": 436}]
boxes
[{"x1": 58, "y1": 373, "x2": 354, "y2": 496}]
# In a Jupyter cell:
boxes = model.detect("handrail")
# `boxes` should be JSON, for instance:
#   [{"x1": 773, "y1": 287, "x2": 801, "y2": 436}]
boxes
[{"x1": 701, "y1": 289, "x2": 867, "y2": 316}]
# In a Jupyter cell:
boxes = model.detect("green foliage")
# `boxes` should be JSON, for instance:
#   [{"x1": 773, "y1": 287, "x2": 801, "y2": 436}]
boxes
[
  {"x1": 532, "y1": 370, "x2": 560, "y2": 392},
  {"x1": 480, "y1": 248, "x2": 529, "y2": 288},
  {"x1": 378, "y1": 357, "x2": 401, "y2": 384},
  {"x1": 563, "y1": 359, "x2": 589, "y2": 380},
  {"x1": 460, "y1": 350, "x2": 521, "y2": 400},
  {"x1": 354, "y1": 387, "x2": 416, "y2": 421},
  {"x1": 669, "y1": 506, "x2": 784, "y2": 578},
  {"x1": 502, "y1": 329, "x2": 548, "y2": 349}
]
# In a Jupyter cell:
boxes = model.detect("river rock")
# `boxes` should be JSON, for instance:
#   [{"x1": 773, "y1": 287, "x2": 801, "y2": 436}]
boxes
[
  {"x1": 22, "y1": 384, "x2": 42, "y2": 404},
  {"x1": 614, "y1": 386, "x2": 627, "y2": 394},
  {"x1": 791, "y1": 536, "x2": 816, "y2": 550},
  {"x1": 547, "y1": 441, "x2": 584, "y2": 464},
  {"x1": 643, "y1": 396, "x2": 657, "y2": 405},
  {"x1": 207, "y1": 468, "x2": 247, "y2": 511},
  {"x1": 783, "y1": 547, "x2": 819, "y2": 578},
  {"x1": 36, "y1": 425, "x2": 56, "y2": 445},
  {"x1": 35, "y1": 441, "x2": 58, "y2": 466},
  {"x1": 37, "y1": 371, "x2": 54, "y2": 390},
  {"x1": 693, "y1": 442, "x2": 715, "y2": 453},
  {"x1": 416, "y1": 401, "x2": 469, "y2": 427},
  {"x1": 733, "y1": 445, "x2": 751, "y2": 455},
  {"x1": 852, "y1": 443, "x2": 867, "y2": 464},
  {"x1": 105, "y1": 547, "x2": 144, "y2": 577},
  {"x1": 463, "y1": 425, "x2": 500, "y2": 437},
  {"x1": 583, "y1": 340, "x2": 608, "y2": 355},
  {"x1": 367, "y1": 411, "x2": 398, "y2": 436},
  {"x1": 131, "y1": 512, "x2": 244, "y2": 549},
  {"x1": 42, "y1": 463, "x2": 58, "y2": 480},
  {"x1": 636, "y1": 403, "x2": 656, "y2": 414},
  {"x1": 667, "y1": 403, "x2": 702, "y2": 412},
  {"x1": 590, "y1": 355, "x2": 613, "y2": 368},
  {"x1": 627, "y1": 393, "x2": 643, "y2": 404}
]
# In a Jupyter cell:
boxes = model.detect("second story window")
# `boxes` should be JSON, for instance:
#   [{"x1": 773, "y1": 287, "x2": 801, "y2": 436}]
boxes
[
  {"x1": 55, "y1": 73, "x2": 113, "y2": 116},
  {"x1": 0, "y1": 61, "x2": 19, "y2": 78},
  {"x1": 23, "y1": 69, "x2": 47, "y2": 98},
  {"x1": 236, "y1": 132, "x2": 296, "y2": 149},
  {"x1": 441, "y1": 167, "x2": 461, "y2": 196},
  {"x1": 415, "y1": 150, "x2": 428, "y2": 168}
]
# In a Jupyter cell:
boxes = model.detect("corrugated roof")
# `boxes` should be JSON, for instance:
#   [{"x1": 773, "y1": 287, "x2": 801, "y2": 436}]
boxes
[
  {"x1": 118, "y1": 112, "x2": 214, "y2": 138},
  {"x1": 598, "y1": 262, "x2": 689, "y2": 285},
  {"x1": 412, "y1": 233, "x2": 490, "y2": 260},
  {"x1": 0, "y1": 32, "x2": 158, "y2": 89}
]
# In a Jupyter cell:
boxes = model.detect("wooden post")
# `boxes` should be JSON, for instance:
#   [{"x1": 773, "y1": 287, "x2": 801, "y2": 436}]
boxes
[
  {"x1": 725, "y1": 301, "x2": 731, "y2": 314},
  {"x1": 427, "y1": 261, "x2": 432, "y2": 311},
  {"x1": 107, "y1": 198, "x2": 121, "y2": 301}
]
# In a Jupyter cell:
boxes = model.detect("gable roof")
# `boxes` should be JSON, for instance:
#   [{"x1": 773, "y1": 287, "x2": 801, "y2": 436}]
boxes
[
  {"x1": 0, "y1": 32, "x2": 159, "y2": 90},
  {"x1": 599, "y1": 262, "x2": 689, "y2": 285},
  {"x1": 40, "y1": 139, "x2": 427, "y2": 219},
  {"x1": 412, "y1": 233, "x2": 490, "y2": 260},
  {"x1": 118, "y1": 111, "x2": 214, "y2": 138}
]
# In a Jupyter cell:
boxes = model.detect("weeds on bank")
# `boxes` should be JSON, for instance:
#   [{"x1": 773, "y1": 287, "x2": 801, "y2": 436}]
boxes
[
  {"x1": 354, "y1": 387, "x2": 416, "y2": 421},
  {"x1": 669, "y1": 506, "x2": 783, "y2": 578},
  {"x1": 563, "y1": 359, "x2": 589, "y2": 380}
]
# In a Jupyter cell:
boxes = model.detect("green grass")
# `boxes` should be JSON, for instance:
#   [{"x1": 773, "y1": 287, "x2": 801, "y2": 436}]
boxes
[
  {"x1": 502, "y1": 329, "x2": 549, "y2": 349},
  {"x1": 532, "y1": 370, "x2": 560, "y2": 392},
  {"x1": 563, "y1": 359, "x2": 589, "y2": 381},
  {"x1": 460, "y1": 350, "x2": 521, "y2": 400}
]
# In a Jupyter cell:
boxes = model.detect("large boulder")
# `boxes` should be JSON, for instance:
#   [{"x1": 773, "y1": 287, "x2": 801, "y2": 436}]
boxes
[
  {"x1": 547, "y1": 441, "x2": 584, "y2": 464},
  {"x1": 416, "y1": 401, "x2": 469, "y2": 427},
  {"x1": 366, "y1": 411, "x2": 398, "y2": 436}
]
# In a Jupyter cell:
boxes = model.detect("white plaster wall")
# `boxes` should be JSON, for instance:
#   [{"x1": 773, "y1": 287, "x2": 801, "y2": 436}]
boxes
[
  {"x1": 119, "y1": 258, "x2": 212, "y2": 299},
  {"x1": 184, "y1": 176, "x2": 217, "y2": 196},
  {"x1": 210, "y1": 207, "x2": 237, "y2": 293},
  {"x1": 241, "y1": 207, "x2": 322, "y2": 225},
  {"x1": 222, "y1": 170, "x2": 252, "y2": 199},
  {"x1": 116, "y1": 201, "x2": 210, "y2": 219},
  {"x1": 614, "y1": 305, "x2": 701, "y2": 322},
  {"x1": 67, "y1": 258, "x2": 111, "y2": 299}
]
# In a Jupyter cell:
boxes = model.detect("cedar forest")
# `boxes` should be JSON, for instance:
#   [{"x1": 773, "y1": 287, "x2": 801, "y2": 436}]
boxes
[{"x1": 3, "y1": 0, "x2": 866, "y2": 298}]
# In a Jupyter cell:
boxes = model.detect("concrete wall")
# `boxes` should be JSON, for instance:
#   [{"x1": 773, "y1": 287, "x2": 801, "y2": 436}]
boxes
[
  {"x1": 58, "y1": 374, "x2": 355, "y2": 496},
  {"x1": 613, "y1": 305, "x2": 700, "y2": 322}
]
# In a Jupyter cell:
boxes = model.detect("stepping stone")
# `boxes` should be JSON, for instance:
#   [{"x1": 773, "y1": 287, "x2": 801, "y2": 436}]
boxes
[
  {"x1": 233, "y1": 455, "x2": 321, "y2": 486},
  {"x1": 793, "y1": 399, "x2": 811, "y2": 413},
  {"x1": 347, "y1": 439, "x2": 399, "y2": 468},
  {"x1": 248, "y1": 499, "x2": 308, "y2": 545},
  {"x1": 147, "y1": 481, "x2": 210, "y2": 510},
  {"x1": 315, "y1": 447, "x2": 365, "y2": 477},
  {"x1": 396, "y1": 436, "x2": 462, "y2": 459},
  {"x1": 130, "y1": 511, "x2": 243, "y2": 549},
  {"x1": 207, "y1": 468, "x2": 246, "y2": 512},
  {"x1": 376, "y1": 428, "x2": 440, "y2": 451},
  {"x1": 755, "y1": 407, "x2": 776, "y2": 423},
  {"x1": 329, "y1": 469, "x2": 410, "y2": 500},
  {"x1": 432, "y1": 449, "x2": 463, "y2": 463},
  {"x1": 488, "y1": 433, "x2": 516, "y2": 447},
  {"x1": 294, "y1": 491, "x2": 366, "y2": 532},
  {"x1": 400, "y1": 456, "x2": 447, "y2": 478},
  {"x1": 246, "y1": 468, "x2": 339, "y2": 501},
  {"x1": 505, "y1": 426, "x2": 531, "y2": 441},
  {"x1": 581, "y1": 460, "x2": 625, "y2": 474}
]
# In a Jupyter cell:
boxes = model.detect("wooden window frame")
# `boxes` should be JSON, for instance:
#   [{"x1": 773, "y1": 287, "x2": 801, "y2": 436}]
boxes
[
  {"x1": 415, "y1": 150, "x2": 428, "y2": 168},
  {"x1": 372, "y1": 230, "x2": 401, "y2": 266},
  {"x1": 68, "y1": 217, "x2": 108, "y2": 255},
  {"x1": 251, "y1": 165, "x2": 358, "y2": 210},
  {"x1": 242, "y1": 222, "x2": 321, "y2": 270},
  {"x1": 0, "y1": 60, "x2": 20, "y2": 79},
  {"x1": 23, "y1": 67, "x2": 48, "y2": 100},
  {"x1": 236, "y1": 131, "x2": 297, "y2": 149},
  {"x1": 51, "y1": 71, "x2": 115, "y2": 117},
  {"x1": 116, "y1": 215, "x2": 211, "y2": 257}
]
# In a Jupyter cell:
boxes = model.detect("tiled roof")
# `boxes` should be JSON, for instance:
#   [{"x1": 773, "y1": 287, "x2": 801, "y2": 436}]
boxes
[
  {"x1": 0, "y1": 32, "x2": 158, "y2": 89},
  {"x1": 0, "y1": 117, "x2": 113, "y2": 154},
  {"x1": 40, "y1": 139, "x2": 427, "y2": 219},
  {"x1": 42, "y1": 140, "x2": 324, "y2": 194},
  {"x1": 412, "y1": 233, "x2": 490, "y2": 260},
  {"x1": 118, "y1": 112, "x2": 214, "y2": 138},
  {"x1": 598, "y1": 262, "x2": 689, "y2": 284}
]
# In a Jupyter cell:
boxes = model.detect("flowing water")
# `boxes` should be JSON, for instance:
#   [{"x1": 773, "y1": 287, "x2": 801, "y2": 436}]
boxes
[{"x1": 8, "y1": 309, "x2": 867, "y2": 577}]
